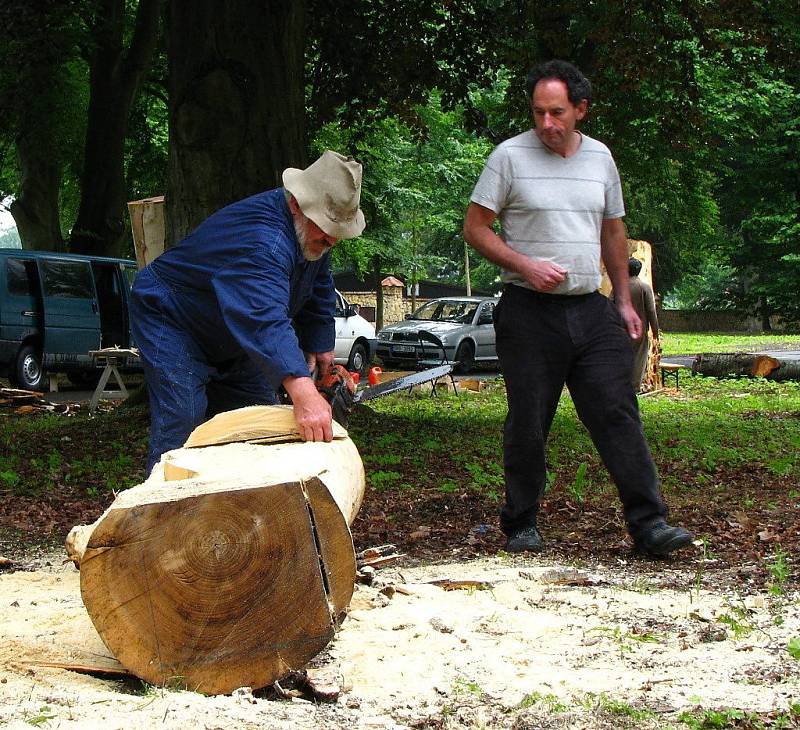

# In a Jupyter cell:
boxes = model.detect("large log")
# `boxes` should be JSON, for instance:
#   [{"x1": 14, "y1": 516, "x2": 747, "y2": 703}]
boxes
[
  {"x1": 66, "y1": 405, "x2": 365, "y2": 694},
  {"x1": 692, "y1": 352, "x2": 781, "y2": 378}
]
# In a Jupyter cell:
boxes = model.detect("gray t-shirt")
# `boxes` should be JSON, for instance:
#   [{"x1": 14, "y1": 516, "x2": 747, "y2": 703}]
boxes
[{"x1": 470, "y1": 129, "x2": 625, "y2": 295}]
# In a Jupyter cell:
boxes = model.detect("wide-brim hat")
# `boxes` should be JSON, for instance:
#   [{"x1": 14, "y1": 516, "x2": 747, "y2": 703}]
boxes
[{"x1": 282, "y1": 150, "x2": 366, "y2": 239}]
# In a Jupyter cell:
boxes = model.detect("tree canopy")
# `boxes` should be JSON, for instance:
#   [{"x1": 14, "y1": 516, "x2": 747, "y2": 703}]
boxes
[{"x1": 0, "y1": 0, "x2": 796, "y2": 324}]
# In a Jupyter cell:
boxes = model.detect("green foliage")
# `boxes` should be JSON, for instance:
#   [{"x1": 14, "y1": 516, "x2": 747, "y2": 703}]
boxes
[
  {"x1": 788, "y1": 637, "x2": 800, "y2": 661},
  {"x1": 25, "y1": 706, "x2": 56, "y2": 726},
  {"x1": 369, "y1": 470, "x2": 402, "y2": 491},
  {"x1": 518, "y1": 691, "x2": 568, "y2": 713},
  {"x1": 677, "y1": 703, "x2": 800, "y2": 729},
  {"x1": 663, "y1": 262, "x2": 740, "y2": 311},
  {"x1": 766, "y1": 547, "x2": 791, "y2": 596},
  {"x1": 568, "y1": 461, "x2": 589, "y2": 505},
  {"x1": 314, "y1": 89, "x2": 494, "y2": 291}
]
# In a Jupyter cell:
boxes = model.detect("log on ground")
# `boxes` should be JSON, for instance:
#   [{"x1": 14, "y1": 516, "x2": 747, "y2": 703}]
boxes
[
  {"x1": 766, "y1": 359, "x2": 800, "y2": 382},
  {"x1": 66, "y1": 406, "x2": 365, "y2": 695},
  {"x1": 692, "y1": 352, "x2": 780, "y2": 378}
]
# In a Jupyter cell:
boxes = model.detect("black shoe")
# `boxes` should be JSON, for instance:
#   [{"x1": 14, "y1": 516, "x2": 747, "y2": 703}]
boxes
[
  {"x1": 634, "y1": 521, "x2": 693, "y2": 557},
  {"x1": 505, "y1": 525, "x2": 543, "y2": 553}
]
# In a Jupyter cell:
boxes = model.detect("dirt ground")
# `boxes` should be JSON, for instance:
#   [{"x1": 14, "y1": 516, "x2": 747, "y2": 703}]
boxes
[
  {"x1": 1, "y1": 383, "x2": 798, "y2": 727},
  {"x1": 1, "y1": 550, "x2": 798, "y2": 729}
]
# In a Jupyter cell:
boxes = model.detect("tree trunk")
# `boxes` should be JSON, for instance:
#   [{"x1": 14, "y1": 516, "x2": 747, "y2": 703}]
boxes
[
  {"x1": 166, "y1": 1, "x2": 307, "y2": 246},
  {"x1": 67, "y1": 405, "x2": 364, "y2": 695},
  {"x1": 70, "y1": 0, "x2": 161, "y2": 258},
  {"x1": 373, "y1": 256, "x2": 384, "y2": 332},
  {"x1": 692, "y1": 352, "x2": 781, "y2": 378},
  {"x1": 10, "y1": 126, "x2": 65, "y2": 251}
]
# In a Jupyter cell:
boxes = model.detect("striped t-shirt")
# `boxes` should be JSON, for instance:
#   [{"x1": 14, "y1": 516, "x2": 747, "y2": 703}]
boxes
[{"x1": 470, "y1": 129, "x2": 625, "y2": 295}]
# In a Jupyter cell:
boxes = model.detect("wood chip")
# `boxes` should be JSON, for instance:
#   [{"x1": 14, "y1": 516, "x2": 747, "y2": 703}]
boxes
[
  {"x1": 358, "y1": 553, "x2": 405, "y2": 569},
  {"x1": 539, "y1": 568, "x2": 603, "y2": 586},
  {"x1": 304, "y1": 671, "x2": 340, "y2": 703},
  {"x1": 25, "y1": 660, "x2": 130, "y2": 678},
  {"x1": 356, "y1": 544, "x2": 398, "y2": 560},
  {"x1": 429, "y1": 617, "x2": 453, "y2": 634},
  {"x1": 428, "y1": 579, "x2": 493, "y2": 591}
]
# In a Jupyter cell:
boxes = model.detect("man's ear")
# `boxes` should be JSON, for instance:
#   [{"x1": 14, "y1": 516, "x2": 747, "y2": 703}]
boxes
[
  {"x1": 575, "y1": 99, "x2": 589, "y2": 121},
  {"x1": 287, "y1": 195, "x2": 300, "y2": 215}
]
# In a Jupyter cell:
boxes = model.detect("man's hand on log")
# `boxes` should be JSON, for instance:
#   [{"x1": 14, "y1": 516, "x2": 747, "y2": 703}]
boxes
[{"x1": 281, "y1": 376, "x2": 334, "y2": 442}]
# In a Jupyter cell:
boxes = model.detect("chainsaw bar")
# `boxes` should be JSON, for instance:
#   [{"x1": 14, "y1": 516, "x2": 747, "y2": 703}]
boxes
[{"x1": 354, "y1": 363, "x2": 455, "y2": 403}]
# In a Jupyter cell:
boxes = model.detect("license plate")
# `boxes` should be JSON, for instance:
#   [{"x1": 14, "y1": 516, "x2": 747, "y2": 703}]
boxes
[{"x1": 392, "y1": 345, "x2": 415, "y2": 354}]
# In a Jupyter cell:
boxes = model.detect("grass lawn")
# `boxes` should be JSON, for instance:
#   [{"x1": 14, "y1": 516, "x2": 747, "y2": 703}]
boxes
[
  {"x1": 661, "y1": 331, "x2": 800, "y2": 356},
  {"x1": 1, "y1": 374, "x2": 798, "y2": 588}
]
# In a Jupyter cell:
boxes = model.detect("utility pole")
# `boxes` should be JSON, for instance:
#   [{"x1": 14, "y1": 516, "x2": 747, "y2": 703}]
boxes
[{"x1": 464, "y1": 240, "x2": 472, "y2": 296}]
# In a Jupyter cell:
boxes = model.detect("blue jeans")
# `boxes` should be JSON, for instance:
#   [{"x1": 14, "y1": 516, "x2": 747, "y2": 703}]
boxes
[
  {"x1": 494, "y1": 285, "x2": 667, "y2": 538},
  {"x1": 131, "y1": 268, "x2": 277, "y2": 474}
]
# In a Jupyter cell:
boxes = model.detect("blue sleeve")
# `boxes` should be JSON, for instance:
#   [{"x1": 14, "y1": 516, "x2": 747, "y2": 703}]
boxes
[
  {"x1": 294, "y1": 258, "x2": 336, "y2": 353},
  {"x1": 211, "y1": 248, "x2": 311, "y2": 389}
]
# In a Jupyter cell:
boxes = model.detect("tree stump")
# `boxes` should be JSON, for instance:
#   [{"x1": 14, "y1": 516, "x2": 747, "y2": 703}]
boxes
[{"x1": 66, "y1": 406, "x2": 365, "y2": 694}]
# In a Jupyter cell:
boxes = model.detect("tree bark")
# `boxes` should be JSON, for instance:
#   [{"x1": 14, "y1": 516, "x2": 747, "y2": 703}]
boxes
[
  {"x1": 67, "y1": 405, "x2": 364, "y2": 695},
  {"x1": 766, "y1": 359, "x2": 800, "y2": 382},
  {"x1": 692, "y1": 352, "x2": 781, "y2": 378},
  {"x1": 70, "y1": 0, "x2": 161, "y2": 257},
  {"x1": 10, "y1": 121, "x2": 65, "y2": 251},
  {"x1": 166, "y1": 1, "x2": 307, "y2": 246}
]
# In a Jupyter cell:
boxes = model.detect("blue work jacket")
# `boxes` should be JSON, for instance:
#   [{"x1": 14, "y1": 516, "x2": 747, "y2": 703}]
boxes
[{"x1": 144, "y1": 188, "x2": 335, "y2": 388}]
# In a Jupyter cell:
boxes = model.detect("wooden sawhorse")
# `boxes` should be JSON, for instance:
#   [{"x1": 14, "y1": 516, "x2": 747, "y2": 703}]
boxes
[{"x1": 88, "y1": 348, "x2": 138, "y2": 414}]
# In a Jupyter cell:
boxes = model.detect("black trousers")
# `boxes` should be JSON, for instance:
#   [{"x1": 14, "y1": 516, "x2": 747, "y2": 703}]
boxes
[{"x1": 494, "y1": 284, "x2": 667, "y2": 538}]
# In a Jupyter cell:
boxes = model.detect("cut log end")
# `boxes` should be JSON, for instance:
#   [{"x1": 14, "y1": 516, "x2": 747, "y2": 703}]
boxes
[{"x1": 79, "y1": 475, "x2": 355, "y2": 694}]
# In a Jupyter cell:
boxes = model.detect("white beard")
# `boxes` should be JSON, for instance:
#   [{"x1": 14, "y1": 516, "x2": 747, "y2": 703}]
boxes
[{"x1": 294, "y1": 213, "x2": 324, "y2": 261}]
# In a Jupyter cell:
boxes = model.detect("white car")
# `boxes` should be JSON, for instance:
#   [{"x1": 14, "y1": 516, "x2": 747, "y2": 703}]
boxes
[{"x1": 333, "y1": 290, "x2": 376, "y2": 377}]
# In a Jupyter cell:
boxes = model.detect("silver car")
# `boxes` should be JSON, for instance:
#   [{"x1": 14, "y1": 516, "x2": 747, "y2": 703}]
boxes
[{"x1": 376, "y1": 296, "x2": 498, "y2": 373}]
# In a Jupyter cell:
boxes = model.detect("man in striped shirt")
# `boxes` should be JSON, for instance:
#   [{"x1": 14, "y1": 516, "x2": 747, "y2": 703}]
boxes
[{"x1": 464, "y1": 60, "x2": 691, "y2": 558}]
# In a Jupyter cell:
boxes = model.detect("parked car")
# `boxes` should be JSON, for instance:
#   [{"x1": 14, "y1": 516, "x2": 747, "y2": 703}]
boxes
[
  {"x1": 376, "y1": 296, "x2": 498, "y2": 373},
  {"x1": 0, "y1": 249, "x2": 139, "y2": 390},
  {"x1": 333, "y1": 290, "x2": 376, "y2": 377}
]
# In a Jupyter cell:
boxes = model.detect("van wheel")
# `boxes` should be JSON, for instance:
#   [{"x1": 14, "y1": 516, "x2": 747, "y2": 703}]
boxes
[
  {"x1": 347, "y1": 342, "x2": 369, "y2": 378},
  {"x1": 15, "y1": 345, "x2": 45, "y2": 391}
]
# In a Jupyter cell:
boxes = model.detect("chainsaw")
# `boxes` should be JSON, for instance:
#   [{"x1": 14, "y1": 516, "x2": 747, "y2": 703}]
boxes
[{"x1": 316, "y1": 363, "x2": 455, "y2": 426}]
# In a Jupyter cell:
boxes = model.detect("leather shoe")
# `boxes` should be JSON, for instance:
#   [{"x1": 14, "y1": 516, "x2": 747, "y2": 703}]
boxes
[
  {"x1": 634, "y1": 521, "x2": 693, "y2": 557},
  {"x1": 505, "y1": 525, "x2": 543, "y2": 553}
]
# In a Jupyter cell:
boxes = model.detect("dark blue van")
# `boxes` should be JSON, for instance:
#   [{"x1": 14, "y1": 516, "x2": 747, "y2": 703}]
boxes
[{"x1": 0, "y1": 250, "x2": 139, "y2": 390}]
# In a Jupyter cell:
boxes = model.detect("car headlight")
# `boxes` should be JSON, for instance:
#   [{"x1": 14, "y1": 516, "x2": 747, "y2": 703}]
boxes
[{"x1": 377, "y1": 331, "x2": 391, "y2": 341}]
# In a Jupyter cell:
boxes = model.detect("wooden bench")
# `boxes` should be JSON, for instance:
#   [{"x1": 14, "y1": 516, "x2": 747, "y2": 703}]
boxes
[{"x1": 660, "y1": 362, "x2": 685, "y2": 389}]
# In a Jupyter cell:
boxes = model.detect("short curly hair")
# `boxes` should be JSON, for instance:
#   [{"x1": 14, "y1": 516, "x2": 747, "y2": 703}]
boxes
[
  {"x1": 525, "y1": 60, "x2": 592, "y2": 105},
  {"x1": 628, "y1": 258, "x2": 643, "y2": 276}
]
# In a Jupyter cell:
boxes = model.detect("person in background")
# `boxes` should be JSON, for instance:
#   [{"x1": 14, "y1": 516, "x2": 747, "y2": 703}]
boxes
[
  {"x1": 130, "y1": 151, "x2": 365, "y2": 474},
  {"x1": 619, "y1": 257, "x2": 660, "y2": 391},
  {"x1": 463, "y1": 60, "x2": 692, "y2": 557}
]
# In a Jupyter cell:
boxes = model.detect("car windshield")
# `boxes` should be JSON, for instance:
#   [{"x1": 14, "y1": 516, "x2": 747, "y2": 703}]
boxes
[{"x1": 410, "y1": 300, "x2": 478, "y2": 323}]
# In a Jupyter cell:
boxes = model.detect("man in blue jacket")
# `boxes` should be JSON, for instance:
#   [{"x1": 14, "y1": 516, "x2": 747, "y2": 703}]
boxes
[{"x1": 130, "y1": 151, "x2": 365, "y2": 474}]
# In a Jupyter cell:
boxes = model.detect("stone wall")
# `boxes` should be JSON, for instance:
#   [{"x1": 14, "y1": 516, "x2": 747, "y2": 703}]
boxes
[
  {"x1": 340, "y1": 286, "x2": 407, "y2": 326},
  {"x1": 658, "y1": 309, "x2": 788, "y2": 333}
]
